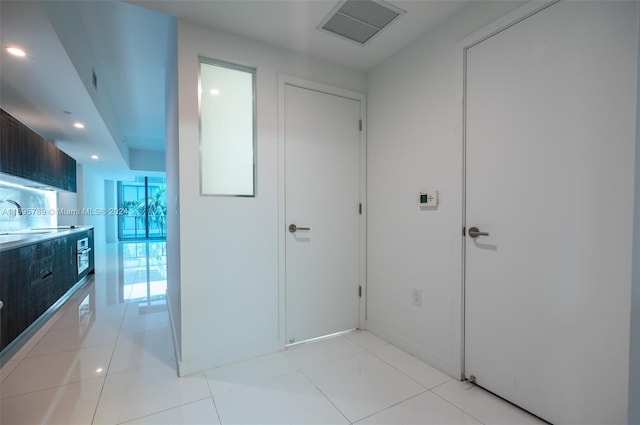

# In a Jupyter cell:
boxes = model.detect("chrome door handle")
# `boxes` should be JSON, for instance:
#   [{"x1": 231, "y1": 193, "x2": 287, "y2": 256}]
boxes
[
  {"x1": 468, "y1": 226, "x2": 489, "y2": 238},
  {"x1": 289, "y1": 224, "x2": 310, "y2": 233}
]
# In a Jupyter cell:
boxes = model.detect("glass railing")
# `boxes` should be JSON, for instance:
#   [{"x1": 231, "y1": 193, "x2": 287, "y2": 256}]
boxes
[
  {"x1": 120, "y1": 241, "x2": 167, "y2": 313},
  {"x1": 120, "y1": 215, "x2": 166, "y2": 239}
]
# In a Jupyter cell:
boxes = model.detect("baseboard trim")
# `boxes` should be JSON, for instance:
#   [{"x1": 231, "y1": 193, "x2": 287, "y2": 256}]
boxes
[
  {"x1": 165, "y1": 290, "x2": 183, "y2": 376},
  {"x1": 364, "y1": 319, "x2": 462, "y2": 380}
]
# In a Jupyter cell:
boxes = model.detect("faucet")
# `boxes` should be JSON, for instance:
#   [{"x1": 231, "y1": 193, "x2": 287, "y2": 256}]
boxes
[{"x1": 0, "y1": 199, "x2": 23, "y2": 215}]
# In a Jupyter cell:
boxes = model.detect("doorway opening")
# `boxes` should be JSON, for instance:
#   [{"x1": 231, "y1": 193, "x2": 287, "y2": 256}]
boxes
[{"x1": 118, "y1": 176, "x2": 167, "y2": 240}]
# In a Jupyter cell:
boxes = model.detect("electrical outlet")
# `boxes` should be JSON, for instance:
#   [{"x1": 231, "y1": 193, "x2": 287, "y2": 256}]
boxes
[{"x1": 411, "y1": 288, "x2": 422, "y2": 306}]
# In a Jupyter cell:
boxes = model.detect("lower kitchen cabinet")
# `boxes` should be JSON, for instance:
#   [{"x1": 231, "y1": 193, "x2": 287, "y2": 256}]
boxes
[
  {"x1": 0, "y1": 229, "x2": 93, "y2": 352},
  {"x1": 0, "y1": 247, "x2": 30, "y2": 352}
]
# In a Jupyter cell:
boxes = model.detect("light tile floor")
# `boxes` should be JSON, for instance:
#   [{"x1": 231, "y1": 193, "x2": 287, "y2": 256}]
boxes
[{"x1": 0, "y1": 241, "x2": 546, "y2": 425}]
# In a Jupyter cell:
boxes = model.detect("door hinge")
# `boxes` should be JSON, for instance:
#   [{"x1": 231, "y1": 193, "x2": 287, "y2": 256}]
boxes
[
  {"x1": 359, "y1": 203, "x2": 362, "y2": 215},
  {"x1": 462, "y1": 226, "x2": 466, "y2": 237},
  {"x1": 358, "y1": 285, "x2": 362, "y2": 297},
  {"x1": 359, "y1": 119, "x2": 362, "y2": 131}
]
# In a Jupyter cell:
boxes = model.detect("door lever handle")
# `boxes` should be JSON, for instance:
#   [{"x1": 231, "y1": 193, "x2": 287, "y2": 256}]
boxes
[
  {"x1": 468, "y1": 226, "x2": 489, "y2": 238},
  {"x1": 289, "y1": 224, "x2": 310, "y2": 233}
]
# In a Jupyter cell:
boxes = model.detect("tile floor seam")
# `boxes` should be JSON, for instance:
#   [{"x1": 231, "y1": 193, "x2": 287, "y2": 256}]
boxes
[
  {"x1": 0, "y1": 375, "x2": 106, "y2": 401},
  {"x1": 0, "y1": 320, "x2": 59, "y2": 383},
  {"x1": 91, "y1": 292, "x2": 129, "y2": 425},
  {"x1": 344, "y1": 332, "x2": 388, "y2": 351},
  {"x1": 107, "y1": 327, "x2": 175, "y2": 375},
  {"x1": 209, "y1": 395, "x2": 224, "y2": 425},
  {"x1": 350, "y1": 388, "x2": 431, "y2": 424},
  {"x1": 343, "y1": 337, "x2": 372, "y2": 351},
  {"x1": 105, "y1": 358, "x2": 183, "y2": 379},
  {"x1": 430, "y1": 377, "x2": 457, "y2": 391},
  {"x1": 283, "y1": 347, "x2": 363, "y2": 370},
  {"x1": 0, "y1": 374, "x2": 104, "y2": 401},
  {"x1": 298, "y1": 368, "x2": 354, "y2": 424},
  {"x1": 365, "y1": 346, "x2": 439, "y2": 391},
  {"x1": 114, "y1": 396, "x2": 214, "y2": 425},
  {"x1": 106, "y1": 358, "x2": 170, "y2": 376},
  {"x1": 0, "y1": 354, "x2": 25, "y2": 386},
  {"x1": 1, "y1": 295, "x2": 69, "y2": 376},
  {"x1": 206, "y1": 367, "x2": 304, "y2": 397},
  {"x1": 117, "y1": 319, "x2": 170, "y2": 335},
  {"x1": 429, "y1": 387, "x2": 488, "y2": 425},
  {"x1": 294, "y1": 344, "x2": 368, "y2": 375},
  {"x1": 299, "y1": 346, "x2": 444, "y2": 424},
  {"x1": 204, "y1": 363, "x2": 225, "y2": 424},
  {"x1": 1, "y1": 285, "x2": 119, "y2": 400},
  {"x1": 25, "y1": 337, "x2": 121, "y2": 360}
]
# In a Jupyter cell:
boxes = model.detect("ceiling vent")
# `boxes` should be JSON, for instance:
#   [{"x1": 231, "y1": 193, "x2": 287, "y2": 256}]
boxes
[{"x1": 318, "y1": 0, "x2": 406, "y2": 45}]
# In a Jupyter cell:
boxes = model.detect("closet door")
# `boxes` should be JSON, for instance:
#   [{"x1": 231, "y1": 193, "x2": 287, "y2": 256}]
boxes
[{"x1": 464, "y1": 2, "x2": 637, "y2": 423}]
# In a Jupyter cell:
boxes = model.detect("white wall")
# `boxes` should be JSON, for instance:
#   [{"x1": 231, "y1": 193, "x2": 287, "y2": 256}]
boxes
[
  {"x1": 629, "y1": 7, "x2": 640, "y2": 424},
  {"x1": 78, "y1": 164, "x2": 106, "y2": 244},
  {"x1": 165, "y1": 17, "x2": 181, "y2": 362},
  {"x1": 176, "y1": 20, "x2": 365, "y2": 375},
  {"x1": 104, "y1": 180, "x2": 117, "y2": 243},
  {"x1": 130, "y1": 149, "x2": 166, "y2": 173},
  {"x1": 365, "y1": 1, "x2": 526, "y2": 377}
]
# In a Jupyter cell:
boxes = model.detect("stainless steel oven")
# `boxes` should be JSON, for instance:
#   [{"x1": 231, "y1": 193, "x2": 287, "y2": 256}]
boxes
[{"x1": 77, "y1": 238, "x2": 91, "y2": 276}]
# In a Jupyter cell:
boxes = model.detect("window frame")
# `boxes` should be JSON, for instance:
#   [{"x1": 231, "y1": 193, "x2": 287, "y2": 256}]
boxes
[{"x1": 198, "y1": 56, "x2": 257, "y2": 197}]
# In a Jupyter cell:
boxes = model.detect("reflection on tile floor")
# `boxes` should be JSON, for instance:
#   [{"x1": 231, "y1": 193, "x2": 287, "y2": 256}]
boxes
[{"x1": 0, "y1": 241, "x2": 545, "y2": 424}]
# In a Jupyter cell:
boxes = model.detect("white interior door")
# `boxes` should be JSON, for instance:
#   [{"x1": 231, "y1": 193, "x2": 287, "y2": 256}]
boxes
[
  {"x1": 464, "y1": 2, "x2": 636, "y2": 424},
  {"x1": 285, "y1": 84, "x2": 361, "y2": 345}
]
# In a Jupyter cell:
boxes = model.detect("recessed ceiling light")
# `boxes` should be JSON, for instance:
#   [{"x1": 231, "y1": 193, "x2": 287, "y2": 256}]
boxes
[
  {"x1": 91, "y1": 155, "x2": 99, "y2": 160},
  {"x1": 73, "y1": 122, "x2": 85, "y2": 129},
  {"x1": 209, "y1": 89, "x2": 220, "y2": 96},
  {"x1": 5, "y1": 46, "x2": 26, "y2": 57}
]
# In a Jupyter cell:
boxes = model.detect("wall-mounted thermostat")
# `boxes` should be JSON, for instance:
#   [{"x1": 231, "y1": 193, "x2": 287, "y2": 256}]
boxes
[{"x1": 419, "y1": 189, "x2": 439, "y2": 207}]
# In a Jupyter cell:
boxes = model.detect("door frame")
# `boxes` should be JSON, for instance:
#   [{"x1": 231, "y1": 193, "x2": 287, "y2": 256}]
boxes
[
  {"x1": 277, "y1": 74, "x2": 367, "y2": 349},
  {"x1": 455, "y1": 0, "x2": 559, "y2": 379}
]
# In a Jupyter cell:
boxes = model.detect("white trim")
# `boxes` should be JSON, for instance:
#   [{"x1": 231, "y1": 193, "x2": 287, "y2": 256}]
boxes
[
  {"x1": 166, "y1": 284, "x2": 183, "y2": 376},
  {"x1": 454, "y1": 0, "x2": 559, "y2": 380},
  {"x1": 366, "y1": 319, "x2": 459, "y2": 379},
  {"x1": 286, "y1": 328, "x2": 357, "y2": 348},
  {"x1": 277, "y1": 74, "x2": 367, "y2": 349},
  {"x1": 197, "y1": 57, "x2": 257, "y2": 198}
]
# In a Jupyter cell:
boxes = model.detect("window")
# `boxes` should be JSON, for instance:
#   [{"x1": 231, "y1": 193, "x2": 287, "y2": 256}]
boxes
[
  {"x1": 199, "y1": 57, "x2": 256, "y2": 196},
  {"x1": 118, "y1": 177, "x2": 166, "y2": 240}
]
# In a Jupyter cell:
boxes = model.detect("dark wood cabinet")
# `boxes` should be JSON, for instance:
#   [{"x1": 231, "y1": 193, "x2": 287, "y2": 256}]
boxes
[
  {"x1": 0, "y1": 246, "x2": 31, "y2": 352},
  {"x1": 0, "y1": 109, "x2": 76, "y2": 192},
  {"x1": 0, "y1": 230, "x2": 93, "y2": 352}
]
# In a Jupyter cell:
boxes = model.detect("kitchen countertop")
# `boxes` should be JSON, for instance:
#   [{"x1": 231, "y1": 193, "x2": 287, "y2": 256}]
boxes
[{"x1": 0, "y1": 226, "x2": 93, "y2": 252}]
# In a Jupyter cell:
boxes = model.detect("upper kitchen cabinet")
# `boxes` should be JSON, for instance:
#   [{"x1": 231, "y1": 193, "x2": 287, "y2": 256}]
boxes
[{"x1": 0, "y1": 109, "x2": 77, "y2": 192}]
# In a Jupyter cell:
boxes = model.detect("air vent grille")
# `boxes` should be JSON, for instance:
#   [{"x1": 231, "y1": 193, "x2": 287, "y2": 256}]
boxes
[{"x1": 318, "y1": 0, "x2": 406, "y2": 45}]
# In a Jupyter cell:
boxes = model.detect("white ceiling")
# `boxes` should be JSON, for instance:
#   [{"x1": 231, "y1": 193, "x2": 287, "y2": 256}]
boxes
[
  {"x1": 1, "y1": 0, "x2": 471, "y2": 178},
  {"x1": 131, "y1": 0, "x2": 470, "y2": 72},
  {"x1": 1, "y1": 1, "x2": 129, "y2": 173}
]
